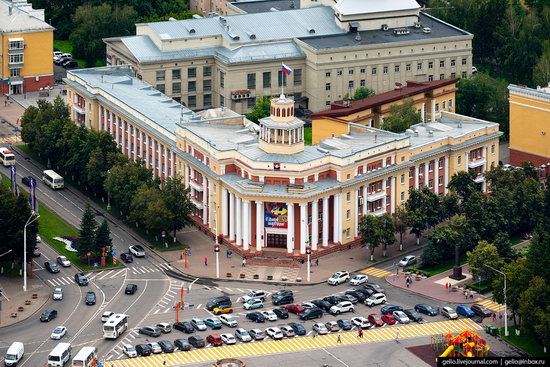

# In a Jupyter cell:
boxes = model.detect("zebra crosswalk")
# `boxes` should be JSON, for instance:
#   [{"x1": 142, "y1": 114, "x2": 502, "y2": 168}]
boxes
[
  {"x1": 359, "y1": 266, "x2": 393, "y2": 278},
  {"x1": 476, "y1": 298, "x2": 506, "y2": 313},
  {"x1": 0, "y1": 136, "x2": 18, "y2": 144},
  {"x1": 128, "y1": 262, "x2": 173, "y2": 275}
]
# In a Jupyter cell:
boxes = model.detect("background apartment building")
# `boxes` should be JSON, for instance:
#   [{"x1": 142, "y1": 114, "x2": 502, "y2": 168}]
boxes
[{"x1": 104, "y1": 0, "x2": 472, "y2": 114}]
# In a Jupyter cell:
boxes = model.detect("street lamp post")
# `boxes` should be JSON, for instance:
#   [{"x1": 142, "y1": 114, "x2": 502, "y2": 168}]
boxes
[
  {"x1": 213, "y1": 204, "x2": 219, "y2": 279},
  {"x1": 23, "y1": 212, "x2": 40, "y2": 292},
  {"x1": 306, "y1": 246, "x2": 311, "y2": 283},
  {"x1": 107, "y1": 170, "x2": 111, "y2": 210},
  {"x1": 485, "y1": 264, "x2": 508, "y2": 337}
]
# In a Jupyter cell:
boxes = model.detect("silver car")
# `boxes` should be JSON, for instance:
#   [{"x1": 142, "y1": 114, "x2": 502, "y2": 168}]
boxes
[
  {"x1": 249, "y1": 328, "x2": 265, "y2": 340},
  {"x1": 235, "y1": 328, "x2": 252, "y2": 342},
  {"x1": 52, "y1": 288, "x2": 63, "y2": 300},
  {"x1": 441, "y1": 306, "x2": 458, "y2": 320},
  {"x1": 280, "y1": 325, "x2": 295, "y2": 337}
]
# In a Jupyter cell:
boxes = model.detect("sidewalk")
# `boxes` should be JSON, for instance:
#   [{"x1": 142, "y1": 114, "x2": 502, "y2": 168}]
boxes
[{"x1": 0, "y1": 275, "x2": 50, "y2": 328}]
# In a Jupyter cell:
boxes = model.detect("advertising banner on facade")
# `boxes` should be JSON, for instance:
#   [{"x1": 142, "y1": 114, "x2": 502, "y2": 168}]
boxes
[{"x1": 264, "y1": 203, "x2": 288, "y2": 228}]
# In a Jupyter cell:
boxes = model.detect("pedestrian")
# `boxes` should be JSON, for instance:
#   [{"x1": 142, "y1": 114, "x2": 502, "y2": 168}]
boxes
[
  {"x1": 395, "y1": 329, "x2": 400, "y2": 342},
  {"x1": 242, "y1": 257, "x2": 247, "y2": 267},
  {"x1": 445, "y1": 282, "x2": 448, "y2": 290},
  {"x1": 313, "y1": 330, "x2": 317, "y2": 338},
  {"x1": 492, "y1": 313, "x2": 496, "y2": 322},
  {"x1": 204, "y1": 256, "x2": 208, "y2": 266},
  {"x1": 315, "y1": 258, "x2": 319, "y2": 266},
  {"x1": 359, "y1": 329, "x2": 364, "y2": 339},
  {"x1": 163, "y1": 360, "x2": 167, "y2": 366},
  {"x1": 228, "y1": 250, "x2": 232, "y2": 258},
  {"x1": 465, "y1": 290, "x2": 469, "y2": 299},
  {"x1": 337, "y1": 334, "x2": 341, "y2": 343},
  {"x1": 226, "y1": 249, "x2": 229, "y2": 258},
  {"x1": 406, "y1": 278, "x2": 410, "y2": 288},
  {"x1": 356, "y1": 329, "x2": 361, "y2": 338}
]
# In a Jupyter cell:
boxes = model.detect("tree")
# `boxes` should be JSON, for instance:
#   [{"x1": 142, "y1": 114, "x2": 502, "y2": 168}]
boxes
[
  {"x1": 447, "y1": 171, "x2": 480, "y2": 203},
  {"x1": 493, "y1": 232, "x2": 515, "y2": 260},
  {"x1": 422, "y1": 215, "x2": 475, "y2": 266},
  {"x1": 393, "y1": 206, "x2": 408, "y2": 251},
  {"x1": 513, "y1": 177, "x2": 544, "y2": 233},
  {"x1": 463, "y1": 191, "x2": 490, "y2": 242},
  {"x1": 353, "y1": 87, "x2": 375, "y2": 100},
  {"x1": 95, "y1": 219, "x2": 112, "y2": 253},
  {"x1": 163, "y1": 176, "x2": 196, "y2": 238},
  {"x1": 379, "y1": 213, "x2": 395, "y2": 257},
  {"x1": 130, "y1": 185, "x2": 171, "y2": 234},
  {"x1": 381, "y1": 99, "x2": 422, "y2": 133},
  {"x1": 519, "y1": 276, "x2": 550, "y2": 335},
  {"x1": 525, "y1": 230, "x2": 550, "y2": 283},
  {"x1": 246, "y1": 96, "x2": 271, "y2": 123},
  {"x1": 533, "y1": 40, "x2": 550, "y2": 87},
  {"x1": 440, "y1": 193, "x2": 460, "y2": 220},
  {"x1": 78, "y1": 204, "x2": 97, "y2": 256},
  {"x1": 534, "y1": 305, "x2": 550, "y2": 353},
  {"x1": 467, "y1": 241, "x2": 503, "y2": 282},
  {"x1": 405, "y1": 188, "x2": 440, "y2": 245},
  {"x1": 359, "y1": 215, "x2": 382, "y2": 261}
]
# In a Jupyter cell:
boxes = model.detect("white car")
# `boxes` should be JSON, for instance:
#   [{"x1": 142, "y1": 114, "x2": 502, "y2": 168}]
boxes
[
  {"x1": 365, "y1": 293, "x2": 387, "y2": 307},
  {"x1": 235, "y1": 328, "x2": 252, "y2": 342},
  {"x1": 399, "y1": 255, "x2": 416, "y2": 267},
  {"x1": 50, "y1": 326, "x2": 67, "y2": 340},
  {"x1": 36, "y1": 234, "x2": 42, "y2": 243},
  {"x1": 328, "y1": 271, "x2": 350, "y2": 285},
  {"x1": 393, "y1": 311, "x2": 410, "y2": 324},
  {"x1": 350, "y1": 274, "x2": 368, "y2": 286},
  {"x1": 156, "y1": 322, "x2": 172, "y2": 333},
  {"x1": 220, "y1": 314, "x2": 238, "y2": 327},
  {"x1": 56, "y1": 256, "x2": 71, "y2": 267},
  {"x1": 260, "y1": 310, "x2": 278, "y2": 321},
  {"x1": 242, "y1": 290, "x2": 266, "y2": 303},
  {"x1": 53, "y1": 51, "x2": 63, "y2": 61},
  {"x1": 52, "y1": 287, "x2": 63, "y2": 301},
  {"x1": 351, "y1": 316, "x2": 371, "y2": 329},
  {"x1": 330, "y1": 301, "x2": 354, "y2": 315},
  {"x1": 101, "y1": 311, "x2": 114, "y2": 322},
  {"x1": 122, "y1": 344, "x2": 137, "y2": 358},
  {"x1": 312, "y1": 323, "x2": 328, "y2": 335},
  {"x1": 266, "y1": 327, "x2": 284, "y2": 340},
  {"x1": 243, "y1": 298, "x2": 263, "y2": 310},
  {"x1": 280, "y1": 325, "x2": 295, "y2": 337},
  {"x1": 220, "y1": 333, "x2": 236, "y2": 345},
  {"x1": 129, "y1": 245, "x2": 145, "y2": 257},
  {"x1": 441, "y1": 306, "x2": 458, "y2": 320},
  {"x1": 148, "y1": 342, "x2": 162, "y2": 354},
  {"x1": 472, "y1": 66, "x2": 478, "y2": 74}
]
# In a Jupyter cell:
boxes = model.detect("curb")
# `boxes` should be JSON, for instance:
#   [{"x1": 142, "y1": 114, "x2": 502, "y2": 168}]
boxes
[{"x1": 0, "y1": 284, "x2": 50, "y2": 329}]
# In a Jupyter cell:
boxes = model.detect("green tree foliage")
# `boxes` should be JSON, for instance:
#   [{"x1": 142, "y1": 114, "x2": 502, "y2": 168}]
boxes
[
  {"x1": 142, "y1": 9, "x2": 197, "y2": 22},
  {"x1": 405, "y1": 187, "x2": 440, "y2": 245},
  {"x1": 467, "y1": 240, "x2": 503, "y2": 281},
  {"x1": 513, "y1": 177, "x2": 544, "y2": 233},
  {"x1": 393, "y1": 206, "x2": 408, "y2": 251},
  {"x1": 353, "y1": 87, "x2": 375, "y2": 101},
  {"x1": 95, "y1": 218, "x2": 112, "y2": 251},
  {"x1": 440, "y1": 193, "x2": 460, "y2": 220},
  {"x1": 422, "y1": 215, "x2": 474, "y2": 266},
  {"x1": 163, "y1": 176, "x2": 195, "y2": 237},
  {"x1": 381, "y1": 99, "x2": 422, "y2": 133},
  {"x1": 379, "y1": 213, "x2": 395, "y2": 257},
  {"x1": 359, "y1": 215, "x2": 382, "y2": 261},
  {"x1": 78, "y1": 204, "x2": 97, "y2": 255},
  {"x1": 533, "y1": 40, "x2": 550, "y2": 87},
  {"x1": 70, "y1": 3, "x2": 138, "y2": 66},
  {"x1": 493, "y1": 232, "x2": 515, "y2": 260},
  {"x1": 519, "y1": 276, "x2": 550, "y2": 335},
  {"x1": 447, "y1": 171, "x2": 480, "y2": 203},
  {"x1": 130, "y1": 185, "x2": 171, "y2": 234},
  {"x1": 246, "y1": 96, "x2": 271, "y2": 123}
]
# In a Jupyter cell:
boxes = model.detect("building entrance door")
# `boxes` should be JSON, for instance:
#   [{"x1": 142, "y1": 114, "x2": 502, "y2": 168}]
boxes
[
  {"x1": 266, "y1": 233, "x2": 287, "y2": 248},
  {"x1": 9, "y1": 84, "x2": 22, "y2": 95}
]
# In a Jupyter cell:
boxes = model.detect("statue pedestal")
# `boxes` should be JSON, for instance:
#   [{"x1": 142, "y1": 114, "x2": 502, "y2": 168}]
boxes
[{"x1": 449, "y1": 266, "x2": 466, "y2": 280}]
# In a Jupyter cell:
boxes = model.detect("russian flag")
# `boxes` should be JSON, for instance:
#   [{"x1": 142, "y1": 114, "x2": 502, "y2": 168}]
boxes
[{"x1": 281, "y1": 63, "x2": 293, "y2": 75}]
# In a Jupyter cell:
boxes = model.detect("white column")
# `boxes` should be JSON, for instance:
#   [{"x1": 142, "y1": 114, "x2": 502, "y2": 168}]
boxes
[
  {"x1": 243, "y1": 200, "x2": 250, "y2": 251},
  {"x1": 229, "y1": 192, "x2": 235, "y2": 241},
  {"x1": 300, "y1": 203, "x2": 307, "y2": 254},
  {"x1": 286, "y1": 203, "x2": 294, "y2": 254},
  {"x1": 115, "y1": 116, "x2": 120, "y2": 148},
  {"x1": 444, "y1": 157, "x2": 449, "y2": 194},
  {"x1": 207, "y1": 179, "x2": 212, "y2": 227},
  {"x1": 311, "y1": 200, "x2": 319, "y2": 251},
  {"x1": 282, "y1": 130, "x2": 285, "y2": 144},
  {"x1": 362, "y1": 185, "x2": 368, "y2": 215},
  {"x1": 162, "y1": 145, "x2": 167, "y2": 178},
  {"x1": 425, "y1": 162, "x2": 429, "y2": 190},
  {"x1": 102, "y1": 107, "x2": 107, "y2": 131},
  {"x1": 122, "y1": 121, "x2": 126, "y2": 155},
  {"x1": 333, "y1": 194, "x2": 340, "y2": 244},
  {"x1": 145, "y1": 135, "x2": 150, "y2": 169},
  {"x1": 236, "y1": 197, "x2": 242, "y2": 246},
  {"x1": 170, "y1": 149, "x2": 174, "y2": 178},
  {"x1": 322, "y1": 197, "x2": 329, "y2": 247},
  {"x1": 256, "y1": 201, "x2": 264, "y2": 251},
  {"x1": 336, "y1": 193, "x2": 342, "y2": 243},
  {"x1": 421, "y1": 102, "x2": 425, "y2": 122},
  {"x1": 152, "y1": 140, "x2": 158, "y2": 177},
  {"x1": 354, "y1": 189, "x2": 359, "y2": 238},
  {"x1": 109, "y1": 111, "x2": 113, "y2": 134},
  {"x1": 202, "y1": 178, "x2": 208, "y2": 224},
  {"x1": 157, "y1": 141, "x2": 161, "y2": 178},
  {"x1": 132, "y1": 126, "x2": 137, "y2": 160},
  {"x1": 431, "y1": 99, "x2": 436, "y2": 123},
  {"x1": 382, "y1": 179, "x2": 387, "y2": 213},
  {"x1": 139, "y1": 130, "x2": 143, "y2": 159},
  {"x1": 435, "y1": 158, "x2": 440, "y2": 191},
  {"x1": 222, "y1": 188, "x2": 228, "y2": 236},
  {"x1": 414, "y1": 165, "x2": 419, "y2": 189},
  {"x1": 390, "y1": 176, "x2": 396, "y2": 213}
]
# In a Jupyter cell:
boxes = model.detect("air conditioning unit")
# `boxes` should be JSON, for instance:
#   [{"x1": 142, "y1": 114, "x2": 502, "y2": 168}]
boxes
[{"x1": 381, "y1": 24, "x2": 389, "y2": 31}]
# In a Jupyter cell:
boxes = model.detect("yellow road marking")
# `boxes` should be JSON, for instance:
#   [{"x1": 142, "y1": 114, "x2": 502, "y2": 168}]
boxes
[
  {"x1": 359, "y1": 267, "x2": 393, "y2": 278},
  {"x1": 476, "y1": 298, "x2": 506, "y2": 312}
]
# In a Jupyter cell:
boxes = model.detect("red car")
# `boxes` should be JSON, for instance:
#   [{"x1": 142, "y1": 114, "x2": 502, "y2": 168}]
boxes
[
  {"x1": 368, "y1": 313, "x2": 384, "y2": 327},
  {"x1": 381, "y1": 314, "x2": 397, "y2": 325},
  {"x1": 284, "y1": 304, "x2": 305, "y2": 314},
  {"x1": 206, "y1": 334, "x2": 223, "y2": 346}
]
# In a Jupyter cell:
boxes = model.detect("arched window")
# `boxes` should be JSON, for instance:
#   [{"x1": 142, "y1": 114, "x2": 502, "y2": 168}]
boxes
[
  {"x1": 282, "y1": 109, "x2": 286, "y2": 117},
  {"x1": 276, "y1": 108, "x2": 280, "y2": 117}
]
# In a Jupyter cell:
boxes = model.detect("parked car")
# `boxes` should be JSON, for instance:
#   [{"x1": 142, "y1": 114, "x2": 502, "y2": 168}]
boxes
[
  {"x1": 32, "y1": 246, "x2": 41, "y2": 257},
  {"x1": 456, "y1": 305, "x2": 475, "y2": 318},
  {"x1": 312, "y1": 323, "x2": 329, "y2": 335},
  {"x1": 273, "y1": 308, "x2": 289, "y2": 319},
  {"x1": 206, "y1": 296, "x2": 232, "y2": 311},
  {"x1": 244, "y1": 298, "x2": 263, "y2": 310},
  {"x1": 206, "y1": 334, "x2": 223, "y2": 346},
  {"x1": 188, "y1": 335, "x2": 205, "y2": 348},
  {"x1": 246, "y1": 312, "x2": 266, "y2": 323},
  {"x1": 235, "y1": 328, "x2": 252, "y2": 342},
  {"x1": 415, "y1": 304, "x2": 438, "y2": 316},
  {"x1": 213, "y1": 305, "x2": 233, "y2": 315},
  {"x1": 363, "y1": 283, "x2": 385, "y2": 294},
  {"x1": 337, "y1": 319, "x2": 353, "y2": 330},
  {"x1": 204, "y1": 317, "x2": 222, "y2": 329},
  {"x1": 365, "y1": 293, "x2": 387, "y2": 307},
  {"x1": 328, "y1": 271, "x2": 350, "y2": 285},
  {"x1": 266, "y1": 327, "x2": 284, "y2": 340},
  {"x1": 289, "y1": 322, "x2": 307, "y2": 336},
  {"x1": 54, "y1": 56, "x2": 70, "y2": 65},
  {"x1": 84, "y1": 291, "x2": 96, "y2": 305},
  {"x1": 101, "y1": 311, "x2": 114, "y2": 323},
  {"x1": 74, "y1": 273, "x2": 88, "y2": 286},
  {"x1": 350, "y1": 274, "x2": 369, "y2": 285},
  {"x1": 272, "y1": 290, "x2": 293, "y2": 299},
  {"x1": 158, "y1": 340, "x2": 174, "y2": 353},
  {"x1": 351, "y1": 316, "x2": 371, "y2": 329},
  {"x1": 122, "y1": 344, "x2": 137, "y2": 358},
  {"x1": 242, "y1": 290, "x2": 267, "y2": 302},
  {"x1": 120, "y1": 252, "x2": 133, "y2": 263},
  {"x1": 40, "y1": 309, "x2": 58, "y2": 322},
  {"x1": 301, "y1": 302, "x2": 316, "y2": 310},
  {"x1": 125, "y1": 284, "x2": 138, "y2": 295},
  {"x1": 173, "y1": 321, "x2": 194, "y2": 333},
  {"x1": 139, "y1": 326, "x2": 161, "y2": 337},
  {"x1": 174, "y1": 339, "x2": 192, "y2": 351},
  {"x1": 284, "y1": 304, "x2": 305, "y2": 314},
  {"x1": 356, "y1": 288, "x2": 375, "y2": 298},
  {"x1": 323, "y1": 296, "x2": 341, "y2": 305},
  {"x1": 311, "y1": 299, "x2": 333, "y2": 312},
  {"x1": 399, "y1": 255, "x2": 417, "y2": 267},
  {"x1": 298, "y1": 307, "x2": 323, "y2": 321},
  {"x1": 249, "y1": 328, "x2": 265, "y2": 340},
  {"x1": 471, "y1": 304, "x2": 493, "y2": 318},
  {"x1": 325, "y1": 321, "x2": 341, "y2": 332},
  {"x1": 336, "y1": 294, "x2": 358, "y2": 304},
  {"x1": 272, "y1": 293, "x2": 294, "y2": 306},
  {"x1": 50, "y1": 326, "x2": 67, "y2": 339},
  {"x1": 220, "y1": 333, "x2": 236, "y2": 345},
  {"x1": 21, "y1": 175, "x2": 37, "y2": 187},
  {"x1": 147, "y1": 342, "x2": 161, "y2": 354},
  {"x1": 135, "y1": 344, "x2": 152, "y2": 357},
  {"x1": 403, "y1": 309, "x2": 423, "y2": 323},
  {"x1": 129, "y1": 245, "x2": 146, "y2": 257},
  {"x1": 190, "y1": 318, "x2": 207, "y2": 331},
  {"x1": 345, "y1": 290, "x2": 367, "y2": 302},
  {"x1": 330, "y1": 301, "x2": 354, "y2": 315},
  {"x1": 381, "y1": 313, "x2": 396, "y2": 325},
  {"x1": 381, "y1": 304, "x2": 403, "y2": 315},
  {"x1": 219, "y1": 314, "x2": 238, "y2": 327},
  {"x1": 280, "y1": 325, "x2": 296, "y2": 337},
  {"x1": 260, "y1": 310, "x2": 278, "y2": 321},
  {"x1": 62, "y1": 60, "x2": 79, "y2": 69},
  {"x1": 56, "y1": 256, "x2": 71, "y2": 267},
  {"x1": 392, "y1": 311, "x2": 410, "y2": 324},
  {"x1": 156, "y1": 322, "x2": 172, "y2": 333},
  {"x1": 367, "y1": 314, "x2": 384, "y2": 327},
  {"x1": 441, "y1": 306, "x2": 459, "y2": 320},
  {"x1": 52, "y1": 287, "x2": 63, "y2": 300},
  {"x1": 44, "y1": 261, "x2": 60, "y2": 274}
]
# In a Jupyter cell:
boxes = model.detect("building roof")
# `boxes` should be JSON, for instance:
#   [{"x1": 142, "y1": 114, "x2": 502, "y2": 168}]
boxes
[
  {"x1": 334, "y1": 0, "x2": 420, "y2": 16},
  {"x1": 230, "y1": 0, "x2": 300, "y2": 14},
  {"x1": 300, "y1": 12, "x2": 470, "y2": 50},
  {"x1": 508, "y1": 83, "x2": 550, "y2": 103},
  {"x1": 0, "y1": 0, "x2": 53, "y2": 33},
  {"x1": 311, "y1": 79, "x2": 458, "y2": 119}
]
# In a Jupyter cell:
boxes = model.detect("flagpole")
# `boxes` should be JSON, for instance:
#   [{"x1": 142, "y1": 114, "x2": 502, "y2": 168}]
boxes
[{"x1": 281, "y1": 63, "x2": 284, "y2": 97}]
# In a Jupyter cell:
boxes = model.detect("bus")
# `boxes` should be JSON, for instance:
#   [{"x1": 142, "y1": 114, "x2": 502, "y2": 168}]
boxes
[
  {"x1": 0, "y1": 147, "x2": 15, "y2": 166},
  {"x1": 48, "y1": 343, "x2": 71, "y2": 367},
  {"x1": 71, "y1": 347, "x2": 96, "y2": 367},
  {"x1": 103, "y1": 313, "x2": 128, "y2": 339},
  {"x1": 42, "y1": 170, "x2": 64, "y2": 189}
]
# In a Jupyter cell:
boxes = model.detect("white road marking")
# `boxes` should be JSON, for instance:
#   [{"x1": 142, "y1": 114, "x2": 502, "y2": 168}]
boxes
[{"x1": 110, "y1": 269, "x2": 126, "y2": 278}]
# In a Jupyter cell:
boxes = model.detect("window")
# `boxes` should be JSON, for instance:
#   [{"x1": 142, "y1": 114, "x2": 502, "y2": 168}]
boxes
[
  {"x1": 247, "y1": 97, "x2": 256, "y2": 108},
  {"x1": 278, "y1": 71, "x2": 287, "y2": 87},
  {"x1": 428, "y1": 61, "x2": 433, "y2": 69},
  {"x1": 345, "y1": 228, "x2": 350, "y2": 238},
  {"x1": 429, "y1": 179, "x2": 433, "y2": 189},
  {"x1": 346, "y1": 210, "x2": 350, "y2": 220},
  {"x1": 451, "y1": 59, "x2": 456, "y2": 67},
  {"x1": 449, "y1": 99, "x2": 453, "y2": 109},
  {"x1": 172, "y1": 69, "x2": 181, "y2": 80},
  {"x1": 8, "y1": 40, "x2": 24, "y2": 50},
  {"x1": 337, "y1": 70, "x2": 343, "y2": 76},
  {"x1": 220, "y1": 96, "x2": 224, "y2": 107},
  {"x1": 409, "y1": 168, "x2": 414, "y2": 178},
  {"x1": 395, "y1": 65, "x2": 400, "y2": 72},
  {"x1": 263, "y1": 72, "x2": 271, "y2": 88},
  {"x1": 491, "y1": 144, "x2": 495, "y2": 154},
  {"x1": 156, "y1": 70, "x2": 165, "y2": 81},
  {"x1": 400, "y1": 192, "x2": 405, "y2": 201},
  {"x1": 325, "y1": 83, "x2": 331, "y2": 91},
  {"x1": 346, "y1": 192, "x2": 351, "y2": 201},
  {"x1": 400, "y1": 174, "x2": 405, "y2": 184},
  {"x1": 435, "y1": 103, "x2": 439, "y2": 112},
  {"x1": 10, "y1": 68, "x2": 20, "y2": 77},
  {"x1": 451, "y1": 72, "x2": 456, "y2": 79},
  {"x1": 417, "y1": 62, "x2": 423, "y2": 70},
  {"x1": 372, "y1": 67, "x2": 377, "y2": 75},
  {"x1": 203, "y1": 66, "x2": 212, "y2": 77},
  {"x1": 406, "y1": 63, "x2": 411, "y2": 71},
  {"x1": 203, "y1": 79, "x2": 211, "y2": 91},
  {"x1": 462, "y1": 58, "x2": 467, "y2": 65},
  {"x1": 204, "y1": 94, "x2": 212, "y2": 107},
  {"x1": 360, "y1": 68, "x2": 366, "y2": 73},
  {"x1": 458, "y1": 156, "x2": 462, "y2": 165},
  {"x1": 172, "y1": 82, "x2": 181, "y2": 94},
  {"x1": 349, "y1": 69, "x2": 354, "y2": 75},
  {"x1": 348, "y1": 81, "x2": 354, "y2": 88},
  {"x1": 247, "y1": 73, "x2": 256, "y2": 89},
  {"x1": 188, "y1": 68, "x2": 196, "y2": 78},
  {"x1": 440, "y1": 60, "x2": 445, "y2": 68},
  {"x1": 428, "y1": 162, "x2": 433, "y2": 171},
  {"x1": 383, "y1": 66, "x2": 388, "y2": 74},
  {"x1": 220, "y1": 71, "x2": 225, "y2": 88},
  {"x1": 428, "y1": 75, "x2": 434, "y2": 81},
  {"x1": 360, "y1": 80, "x2": 365, "y2": 87},
  {"x1": 188, "y1": 81, "x2": 196, "y2": 92},
  {"x1": 442, "y1": 101, "x2": 446, "y2": 110},
  {"x1": 188, "y1": 96, "x2": 196, "y2": 108},
  {"x1": 326, "y1": 71, "x2": 331, "y2": 77},
  {"x1": 294, "y1": 69, "x2": 302, "y2": 86},
  {"x1": 326, "y1": 101, "x2": 331, "y2": 106},
  {"x1": 156, "y1": 84, "x2": 165, "y2": 93},
  {"x1": 439, "y1": 176, "x2": 443, "y2": 186},
  {"x1": 440, "y1": 74, "x2": 445, "y2": 80},
  {"x1": 462, "y1": 71, "x2": 467, "y2": 79}
]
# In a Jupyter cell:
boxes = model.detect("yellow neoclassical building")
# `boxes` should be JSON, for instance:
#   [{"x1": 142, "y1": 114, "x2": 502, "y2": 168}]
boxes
[{"x1": 66, "y1": 66, "x2": 501, "y2": 258}]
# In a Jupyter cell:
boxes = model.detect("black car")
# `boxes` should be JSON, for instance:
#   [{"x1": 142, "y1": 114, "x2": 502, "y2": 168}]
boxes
[
  {"x1": 381, "y1": 304, "x2": 403, "y2": 315},
  {"x1": 311, "y1": 299, "x2": 333, "y2": 312},
  {"x1": 188, "y1": 335, "x2": 205, "y2": 348},
  {"x1": 272, "y1": 294, "x2": 294, "y2": 306},
  {"x1": 273, "y1": 308, "x2": 289, "y2": 319},
  {"x1": 173, "y1": 321, "x2": 194, "y2": 333},
  {"x1": 62, "y1": 60, "x2": 79, "y2": 69},
  {"x1": 40, "y1": 309, "x2": 57, "y2": 322},
  {"x1": 272, "y1": 289, "x2": 293, "y2": 299},
  {"x1": 414, "y1": 304, "x2": 438, "y2": 316},
  {"x1": 337, "y1": 319, "x2": 353, "y2": 330},
  {"x1": 289, "y1": 322, "x2": 306, "y2": 336},
  {"x1": 139, "y1": 326, "x2": 161, "y2": 337},
  {"x1": 355, "y1": 288, "x2": 375, "y2": 298},
  {"x1": 125, "y1": 284, "x2": 138, "y2": 295},
  {"x1": 44, "y1": 261, "x2": 60, "y2": 274},
  {"x1": 55, "y1": 56, "x2": 70, "y2": 65},
  {"x1": 206, "y1": 296, "x2": 231, "y2": 311},
  {"x1": 322, "y1": 296, "x2": 341, "y2": 305},
  {"x1": 158, "y1": 340, "x2": 174, "y2": 353},
  {"x1": 74, "y1": 272, "x2": 88, "y2": 286},
  {"x1": 174, "y1": 339, "x2": 192, "y2": 351},
  {"x1": 471, "y1": 304, "x2": 493, "y2": 318},
  {"x1": 336, "y1": 294, "x2": 358, "y2": 304},
  {"x1": 21, "y1": 176, "x2": 37, "y2": 187},
  {"x1": 403, "y1": 309, "x2": 424, "y2": 322},
  {"x1": 298, "y1": 307, "x2": 323, "y2": 321},
  {"x1": 246, "y1": 312, "x2": 266, "y2": 323},
  {"x1": 135, "y1": 344, "x2": 152, "y2": 357},
  {"x1": 345, "y1": 290, "x2": 367, "y2": 302},
  {"x1": 363, "y1": 283, "x2": 385, "y2": 294},
  {"x1": 120, "y1": 252, "x2": 133, "y2": 263},
  {"x1": 85, "y1": 291, "x2": 96, "y2": 305}
]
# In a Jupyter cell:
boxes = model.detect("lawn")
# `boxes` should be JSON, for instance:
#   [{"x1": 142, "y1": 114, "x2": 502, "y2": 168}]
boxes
[
  {"x1": 466, "y1": 279, "x2": 492, "y2": 294},
  {"x1": 411, "y1": 254, "x2": 469, "y2": 277},
  {"x1": 304, "y1": 127, "x2": 312, "y2": 145},
  {"x1": 54, "y1": 39, "x2": 105, "y2": 68},
  {"x1": 500, "y1": 326, "x2": 549, "y2": 357}
]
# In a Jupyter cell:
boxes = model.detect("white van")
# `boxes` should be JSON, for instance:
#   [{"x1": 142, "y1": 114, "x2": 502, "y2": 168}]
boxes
[
  {"x1": 48, "y1": 342, "x2": 71, "y2": 367},
  {"x1": 42, "y1": 170, "x2": 64, "y2": 189},
  {"x1": 4, "y1": 342, "x2": 24, "y2": 366}
]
